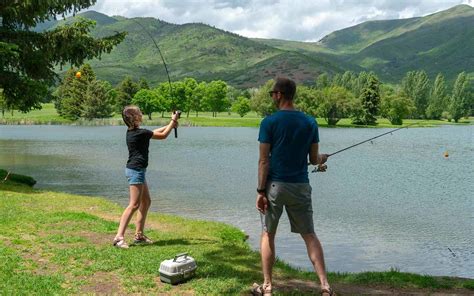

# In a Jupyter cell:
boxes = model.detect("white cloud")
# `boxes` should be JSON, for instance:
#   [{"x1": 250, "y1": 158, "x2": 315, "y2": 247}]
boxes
[{"x1": 86, "y1": 0, "x2": 471, "y2": 41}]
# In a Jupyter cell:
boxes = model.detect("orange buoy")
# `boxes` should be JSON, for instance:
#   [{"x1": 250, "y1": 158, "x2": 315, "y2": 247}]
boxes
[
  {"x1": 75, "y1": 71, "x2": 81, "y2": 79},
  {"x1": 443, "y1": 151, "x2": 449, "y2": 158}
]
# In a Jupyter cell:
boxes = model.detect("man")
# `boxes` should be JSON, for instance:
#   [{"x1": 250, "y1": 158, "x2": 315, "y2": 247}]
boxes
[{"x1": 252, "y1": 77, "x2": 333, "y2": 296}]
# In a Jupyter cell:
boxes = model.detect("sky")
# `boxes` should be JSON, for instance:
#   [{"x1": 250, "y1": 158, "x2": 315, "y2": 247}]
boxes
[{"x1": 87, "y1": 0, "x2": 474, "y2": 42}]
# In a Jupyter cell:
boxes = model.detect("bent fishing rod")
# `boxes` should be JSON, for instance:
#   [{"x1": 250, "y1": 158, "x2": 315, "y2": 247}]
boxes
[
  {"x1": 312, "y1": 122, "x2": 421, "y2": 172},
  {"x1": 131, "y1": 19, "x2": 180, "y2": 137}
]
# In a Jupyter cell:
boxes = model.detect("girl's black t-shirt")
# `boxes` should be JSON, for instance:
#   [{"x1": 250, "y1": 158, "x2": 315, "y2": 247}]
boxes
[{"x1": 126, "y1": 128, "x2": 153, "y2": 169}]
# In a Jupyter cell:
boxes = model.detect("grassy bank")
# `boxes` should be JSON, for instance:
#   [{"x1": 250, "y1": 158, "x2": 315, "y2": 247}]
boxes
[
  {"x1": 1, "y1": 103, "x2": 472, "y2": 127},
  {"x1": 0, "y1": 180, "x2": 473, "y2": 295}
]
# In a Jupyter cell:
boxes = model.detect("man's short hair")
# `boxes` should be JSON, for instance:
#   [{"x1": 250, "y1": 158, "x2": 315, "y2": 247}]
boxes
[{"x1": 273, "y1": 77, "x2": 296, "y2": 100}]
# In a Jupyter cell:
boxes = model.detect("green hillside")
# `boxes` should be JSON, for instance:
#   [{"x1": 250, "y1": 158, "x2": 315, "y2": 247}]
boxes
[
  {"x1": 253, "y1": 5, "x2": 473, "y2": 83},
  {"x1": 39, "y1": 5, "x2": 473, "y2": 87},
  {"x1": 44, "y1": 11, "x2": 340, "y2": 87},
  {"x1": 225, "y1": 51, "x2": 343, "y2": 88},
  {"x1": 349, "y1": 5, "x2": 474, "y2": 82},
  {"x1": 252, "y1": 38, "x2": 364, "y2": 73}
]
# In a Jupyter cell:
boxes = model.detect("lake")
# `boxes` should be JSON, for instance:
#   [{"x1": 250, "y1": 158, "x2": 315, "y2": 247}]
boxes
[{"x1": 0, "y1": 124, "x2": 473, "y2": 278}]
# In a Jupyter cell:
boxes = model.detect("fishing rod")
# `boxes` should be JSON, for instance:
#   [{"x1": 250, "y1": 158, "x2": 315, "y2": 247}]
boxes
[
  {"x1": 312, "y1": 122, "x2": 421, "y2": 172},
  {"x1": 131, "y1": 19, "x2": 180, "y2": 137}
]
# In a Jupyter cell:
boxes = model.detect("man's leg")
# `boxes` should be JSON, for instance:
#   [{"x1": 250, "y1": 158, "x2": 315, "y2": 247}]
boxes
[
  {"x1": 301, "y1": 232, "x2": 330, "y2": 291},
  {"x1": 260, "y1": 231, "x2": 276, "y2": 290}
]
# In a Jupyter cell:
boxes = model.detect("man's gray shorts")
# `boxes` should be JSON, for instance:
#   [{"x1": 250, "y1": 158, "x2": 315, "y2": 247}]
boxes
[{"x1": 261, "y1": 181, "x2": 314, "y2": 234}]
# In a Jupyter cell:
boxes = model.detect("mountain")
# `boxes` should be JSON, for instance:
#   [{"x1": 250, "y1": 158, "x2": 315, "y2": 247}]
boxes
[
  {"x1": 253, "y1": 5, "x2": 474, "y2": 84},
  {"x1": 40, "y1": 11, "x2": 340, "y2": 87},
  {"x1": 348, "y1": 5, "x2": 474, "y2": 82},
  {"x1": 39, "y1": 5, "x2": 473, "y2": 87}
]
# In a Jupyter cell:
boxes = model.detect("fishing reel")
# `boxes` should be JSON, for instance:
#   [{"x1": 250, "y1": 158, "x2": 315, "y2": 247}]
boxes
[{"x1": 311, "y1": 164, "x2": 327, "y2": 173}]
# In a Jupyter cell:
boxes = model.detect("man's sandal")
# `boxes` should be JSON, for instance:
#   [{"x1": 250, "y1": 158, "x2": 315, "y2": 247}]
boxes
[
  {"x1": 251, "y1": 283, "x2": 272, "y2": 296},
  {"x1": 321, "y1": 287, "x2": 334, "y2": 296},
  {"x1": 113, "y1": 237, "x2": 129, "y2": 249}
]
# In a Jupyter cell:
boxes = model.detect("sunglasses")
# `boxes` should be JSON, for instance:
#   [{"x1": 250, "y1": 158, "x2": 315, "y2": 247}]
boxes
[{"x1": 268, "y1": 91, "x2": 284, "y2": 97}]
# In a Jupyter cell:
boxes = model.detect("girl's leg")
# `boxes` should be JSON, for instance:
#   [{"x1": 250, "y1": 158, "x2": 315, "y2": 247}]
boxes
[
  {"x1": 115, "y1": 184, "x2": 143, "y2": 239},
  {"x1": 135, "y1": 182, "x2": 151, "y2": 235}
]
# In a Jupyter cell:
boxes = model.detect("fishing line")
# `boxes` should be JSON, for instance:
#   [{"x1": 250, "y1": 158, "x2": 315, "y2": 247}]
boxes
[{"x1": 131, "y1": 19, "x2": 179, "y2": 137}]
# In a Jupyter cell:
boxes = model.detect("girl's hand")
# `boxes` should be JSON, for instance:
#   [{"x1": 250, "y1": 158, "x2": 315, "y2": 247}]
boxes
[{"x1": 171, "y1": 112, "x2": 180, "y2": 122}]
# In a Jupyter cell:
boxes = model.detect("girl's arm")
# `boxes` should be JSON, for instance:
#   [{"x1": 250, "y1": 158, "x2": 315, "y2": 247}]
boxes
[{"x1": 151, "y1": 113, "x2": 179, "y2": 139}]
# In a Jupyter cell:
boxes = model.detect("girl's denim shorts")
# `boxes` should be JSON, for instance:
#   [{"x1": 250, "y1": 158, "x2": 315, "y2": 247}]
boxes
[{"x1": 125, "y1": 168, "x2": 146, "y2": 185}]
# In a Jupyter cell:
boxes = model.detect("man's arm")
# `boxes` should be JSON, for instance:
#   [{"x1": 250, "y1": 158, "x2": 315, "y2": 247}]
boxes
[
  {"x1": 309, "y1": 143, "x2": 328, "y2": 168},
  {"x1": 258, "y1": 143, "x2": 271, "y2": 189},
  {"x1": 256, "y1": 143, "x2": 271, "y2": 213}
]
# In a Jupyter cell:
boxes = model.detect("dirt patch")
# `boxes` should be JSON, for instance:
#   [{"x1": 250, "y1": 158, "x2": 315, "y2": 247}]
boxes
[
  {"x1": 269, "y1": 279, "x2": 474, "y2": 295},
  {"x1": 80, "y1": 271, "x2": 124, "y2": 294},
  {"x1": 78, "y1": 231, "x2": 107, "y2": 245},
  {"x1": 20, "y1": 246, "x2": 60, "y2": 275}
]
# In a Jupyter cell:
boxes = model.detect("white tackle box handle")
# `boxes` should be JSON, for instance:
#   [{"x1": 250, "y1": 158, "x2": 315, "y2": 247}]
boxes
[{"x1": 173, "y1": 252, "x2": 188, "y2": 262}]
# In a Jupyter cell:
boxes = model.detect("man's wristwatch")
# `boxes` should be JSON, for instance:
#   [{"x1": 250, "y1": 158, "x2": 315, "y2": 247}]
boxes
[{"x1": 257, "y1": 188, "x2": 266, "y2": 194}]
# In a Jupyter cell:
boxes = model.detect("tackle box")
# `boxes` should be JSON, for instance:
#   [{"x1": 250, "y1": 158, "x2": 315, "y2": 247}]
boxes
[{"x1": 159, "y1": 253, "x2": 197, "y2": 284}]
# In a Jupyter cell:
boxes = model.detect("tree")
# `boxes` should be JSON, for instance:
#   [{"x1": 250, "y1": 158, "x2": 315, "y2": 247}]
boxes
[
  {"x1": 191, "y1": 82, "x2": 206, "y2": 117},
  {"x1": 138, "y1": 78, "x2": 150, "y2": 90},
  {"x1": 354, "y1": 71, "x2": 369, "y2": 98},
  {"x1": 402, "y1": 71, "x2": 431, "y2": 118},
  {"x1": 331, "y1": 73, "x2": 343, "y2": 87},
  {"x1": 202, "y1": 80, "x2": 229, "y2": 117},
  {"x1": 54, "y1": 64, "x2": 96, "y2": 120},
  {"x1": 132, "y1": 89, "x2": 160, "y2": 120},
  {"x1": 295, "y1": 85, "x2": 320, "y2": 117},
  {"x1": 318, "y1": 86, "x2": 353, "y2": 126},
  {"x1": 380, "y1": 86, "x2": 415, "y2": 125},
  {"x1": 316, "y1": 73, "x2": 330, "y2": 89},
  {"x1": 341, "y1": 71, "x2": 355, "y2": 91},
  {"x1": 250, "y1": 80, "x2": 276, "y2": 117},
  {"x1": 183, "y1": 77, "x2": 198, "y2": 117},
  {"x1": 155, "y1": 82, "x2": 172, "y2": 117},
  {"x1": 426, "y1": 73, "x2": 447, "y2": 120},
  {"x1": 116, "y1": 76, "x2": 139, "y2": 112},
  {"x1": 0, "y1": 2, "x2": 125, "y2": 112},
  {"x1": 82, "y1": 80, "x2": 116, "y2": 119},
  {"x1": 231, "y1": 96, "x2": 251, "y2": 117},
  {"x1": 353, "y1": 73, "x2": 380, "y2": 125},
  {"x1": 169, "y1": 81, "x2": 187, "y2": 112},
  {"x1": 0, "y1": 89, "x2": 6, "y2": 117},
  {"x1": 450, "y1": 72, "x2": 469, "y2": 122}
]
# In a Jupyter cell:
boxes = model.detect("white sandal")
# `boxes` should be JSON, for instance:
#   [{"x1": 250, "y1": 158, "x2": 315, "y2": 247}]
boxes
[{"x1": 113, "y1": 237, "x2": 129, "y2": 249}]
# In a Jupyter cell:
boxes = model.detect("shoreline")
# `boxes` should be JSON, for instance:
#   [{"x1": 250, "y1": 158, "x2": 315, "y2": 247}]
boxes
[{"x1": 1, "y1": 117, "x2": 472, "y2": 128}]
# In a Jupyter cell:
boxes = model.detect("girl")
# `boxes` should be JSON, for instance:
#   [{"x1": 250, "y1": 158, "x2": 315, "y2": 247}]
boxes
[{"x1": 113, "y1": 105, "x2": 179, "y2": 248}]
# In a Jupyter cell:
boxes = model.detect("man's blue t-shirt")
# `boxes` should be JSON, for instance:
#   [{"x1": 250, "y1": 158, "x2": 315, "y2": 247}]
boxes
[{"x1": 258, "y1": 110, "x2": 319, "y2": 183}]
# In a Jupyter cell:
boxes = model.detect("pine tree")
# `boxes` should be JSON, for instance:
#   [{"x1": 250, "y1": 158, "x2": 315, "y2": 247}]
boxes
[
  {"x1": 54, "y1": 64, "x2": 96, "y2": 120},
  {"x1": 82, "y1": 81, "x2": 116, "y2": 119},
  {"x1": 0, "y1": 1, "x2": 125, "y2": 112},
  {"x1": 357, "y1": 73, "x2": 380, "y2": 125},
  {"x1": 116, "y1": 76, "x2": 139, "y2": 112}
]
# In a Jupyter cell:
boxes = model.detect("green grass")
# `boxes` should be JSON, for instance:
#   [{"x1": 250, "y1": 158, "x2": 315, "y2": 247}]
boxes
[
  {"x1": 0, "y1": 180, "x2": 473, "y2": 295},
  {"x1": 0, "y1": 103, "x2": 71, "y2": 124},
  {"x1": 2, "y1": 103, "x2": 472, "y2": 127}
]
